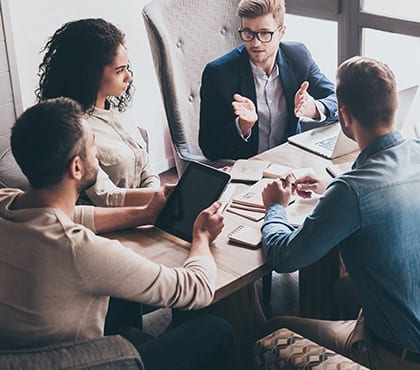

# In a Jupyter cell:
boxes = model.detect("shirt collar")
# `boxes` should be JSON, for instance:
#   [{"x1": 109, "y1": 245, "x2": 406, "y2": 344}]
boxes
[
  {"x1": 352, "y1": 131, "x2": 405, "y2": 169},
  {"x1": 250, "y1": 61, "x2": 279, "y2": 79}
]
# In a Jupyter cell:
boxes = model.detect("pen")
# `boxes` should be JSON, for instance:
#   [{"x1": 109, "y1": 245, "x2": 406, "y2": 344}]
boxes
[{"x1": 325, "y1": 166, "x2": 337, "y2": 179}]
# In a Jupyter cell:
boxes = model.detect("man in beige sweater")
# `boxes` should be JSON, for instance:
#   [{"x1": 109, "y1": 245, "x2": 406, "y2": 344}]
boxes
[{"x1": 0, "y1": 97, "x2": 233, "y2": 370}]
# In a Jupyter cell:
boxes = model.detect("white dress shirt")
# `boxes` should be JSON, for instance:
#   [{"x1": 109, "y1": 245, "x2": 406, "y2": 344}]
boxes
[{"x1": 236, "y1": 62, "x2": 326, "y2": 153}]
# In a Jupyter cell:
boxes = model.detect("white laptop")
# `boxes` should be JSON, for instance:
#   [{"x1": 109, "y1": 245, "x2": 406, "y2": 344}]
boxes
[{"x1": 288, "y1": 85, "x2": 418, "y2": 159}]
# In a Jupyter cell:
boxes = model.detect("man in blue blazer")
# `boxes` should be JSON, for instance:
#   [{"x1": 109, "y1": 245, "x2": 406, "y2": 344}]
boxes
[{"x1": 199, "y1": 0, "x2": 337, "y2": 160}]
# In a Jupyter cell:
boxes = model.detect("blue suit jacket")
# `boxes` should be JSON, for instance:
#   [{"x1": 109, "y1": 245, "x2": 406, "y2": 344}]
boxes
[{"x1": 199, "y1": 42, "x2": 337, "y2": 160}]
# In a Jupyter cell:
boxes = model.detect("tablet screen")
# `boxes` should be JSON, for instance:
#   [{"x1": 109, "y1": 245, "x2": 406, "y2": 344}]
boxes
[{"x1": 155, "y1": 161, "x2": 231, "y2": 242}]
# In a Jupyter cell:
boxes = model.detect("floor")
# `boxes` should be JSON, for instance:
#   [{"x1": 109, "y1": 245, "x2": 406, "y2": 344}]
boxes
[{"x1": 142, "y1": 167, "x2": 299, "y2": 337}]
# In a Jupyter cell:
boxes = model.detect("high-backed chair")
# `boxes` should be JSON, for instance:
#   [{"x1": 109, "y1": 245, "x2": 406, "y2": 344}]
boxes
[
  {"x1": 142, "y1": 0, "x2": 241, "y2": 174},
  {"x1": 143, "y1": 0, "x2": 273, "y2": 302}
]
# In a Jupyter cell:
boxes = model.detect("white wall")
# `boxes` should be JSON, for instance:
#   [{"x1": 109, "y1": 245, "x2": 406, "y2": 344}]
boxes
[{"x1": 6, "y1": 0, "x2": 174, "y2": 173}]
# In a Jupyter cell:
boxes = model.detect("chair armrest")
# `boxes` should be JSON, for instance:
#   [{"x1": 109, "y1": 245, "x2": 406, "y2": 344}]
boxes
[
  {"x1": 0, "y1": 148, "x2": 29, "y2": 190},
  {"x1": 0, "y1": 335, "x2": 144, "y2": 370}
]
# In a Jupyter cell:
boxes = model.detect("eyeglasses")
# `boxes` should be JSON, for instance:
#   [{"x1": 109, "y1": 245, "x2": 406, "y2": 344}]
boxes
[{"x1": 238, "y1": 25, "x2": 282, "y2": 43}]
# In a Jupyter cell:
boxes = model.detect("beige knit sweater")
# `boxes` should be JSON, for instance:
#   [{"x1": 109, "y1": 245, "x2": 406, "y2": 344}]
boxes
[{"x1": 0, "y1": 189, "x2": 216, "y2": 349}]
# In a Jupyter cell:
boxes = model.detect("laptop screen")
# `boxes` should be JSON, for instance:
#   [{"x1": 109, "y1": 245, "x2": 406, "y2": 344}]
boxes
[{"x1": 394, "y1": 85, "x2": 418, "y2": 130}]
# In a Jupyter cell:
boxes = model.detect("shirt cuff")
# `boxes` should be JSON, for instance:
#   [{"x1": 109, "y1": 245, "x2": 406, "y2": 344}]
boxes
[
  {"x1": 73, "y1": 205, "x2": 96, "y2": 233},
  {"x1": 299, "y1": 100, "x2": 327, "y2": 123},
  {"x1": 235, "y1": 117, "x2": 252, "y2": 141},
  {"x1": 315, "y1": 100, "x2": 327, "y2": 122},
  {"x1": 264, "y1": 203, "x2": 288, "y2": 223}
]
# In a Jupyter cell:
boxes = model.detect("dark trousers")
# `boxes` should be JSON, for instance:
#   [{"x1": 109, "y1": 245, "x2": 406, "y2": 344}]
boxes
[{"x1": 107, "y1": 313, "x2": 234, "y2": 370}]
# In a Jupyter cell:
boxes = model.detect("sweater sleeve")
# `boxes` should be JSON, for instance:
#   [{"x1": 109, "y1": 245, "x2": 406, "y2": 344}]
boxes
[
  {"x1": 73, "y1": 206, "x2": 96, "y2": 232},
  {"x1": 71, "y1": 228, "x2": 217, "y2": 310},
  {"x1": 84, "y1": 166, "x2": 127, "y2": 207}
]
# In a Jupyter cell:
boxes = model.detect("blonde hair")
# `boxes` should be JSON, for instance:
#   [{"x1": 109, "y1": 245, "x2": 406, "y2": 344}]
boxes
[{"x1": 237, "y1": 0, "x2": 285, "y2": 24}]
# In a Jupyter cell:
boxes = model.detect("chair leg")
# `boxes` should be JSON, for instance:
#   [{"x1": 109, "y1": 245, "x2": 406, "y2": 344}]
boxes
[{"x1": 262, "y1": 272, "x2": 272, "y2": 304}]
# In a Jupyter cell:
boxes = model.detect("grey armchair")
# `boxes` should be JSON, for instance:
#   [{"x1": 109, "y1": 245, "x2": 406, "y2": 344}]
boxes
[
  {"x1": 142, "y1": 0, "x2": 273, "y2": 304},
  {"x1": 0, "y1": 148, "x2": 29, "y2": 190},
  {"x1": 0, "y1": 335, "x2": 144, "y2": 370},
  {"x1": 142, "y1": 0, "x2": 241, "y2": 174}
]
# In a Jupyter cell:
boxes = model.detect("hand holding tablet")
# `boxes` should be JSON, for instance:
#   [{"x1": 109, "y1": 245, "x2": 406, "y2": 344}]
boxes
[{"x1": 155, "y1": 161, "x2": 231, "y2": 242}]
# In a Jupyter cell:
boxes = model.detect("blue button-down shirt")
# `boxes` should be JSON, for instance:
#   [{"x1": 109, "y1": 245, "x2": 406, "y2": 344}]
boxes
[{"x1": 262, "y1": 131, "x2": 420, "y2": 351}]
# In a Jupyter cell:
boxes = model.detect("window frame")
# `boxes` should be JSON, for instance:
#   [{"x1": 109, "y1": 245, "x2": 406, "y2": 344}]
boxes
[{"x1": 286, "y1": 0, "x2": 420, "y2": 64}]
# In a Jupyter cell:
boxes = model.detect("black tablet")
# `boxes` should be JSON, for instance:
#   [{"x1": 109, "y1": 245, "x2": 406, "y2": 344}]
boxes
[{"x1": 155, "y1": 161, "x2": 231, "y2": 242}]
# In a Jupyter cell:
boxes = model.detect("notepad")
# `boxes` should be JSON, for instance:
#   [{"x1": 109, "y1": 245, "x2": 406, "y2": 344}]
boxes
[
  {"x1": 263, "y1": 164, "x2": 293, "y2": 178},
  {"x1": 228, "y1": 224, "x2": 262, "y2": 249},
  {"x1": 231, "y1": 178, "x2": 273, "y2": 209},
  {"x1": 231, "y1": 178, "x2": 296, "y2": 211},
  {"x1": 229, "y1": 159, "x2": 270, "y2": 183}
]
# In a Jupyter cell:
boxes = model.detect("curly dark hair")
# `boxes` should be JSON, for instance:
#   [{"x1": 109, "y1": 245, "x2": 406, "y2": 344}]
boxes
[{"x1": 36, "y1": 18, "x2": 134, "y2": 112}]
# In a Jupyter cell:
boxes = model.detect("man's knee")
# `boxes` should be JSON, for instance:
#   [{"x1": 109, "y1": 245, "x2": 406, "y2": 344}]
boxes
[
  {"x1": 177, "y1": 314, "x2": 234, "y2": 370},
  {"x1": 191, "y1": 314, "x2": 234, "y2": 352}
]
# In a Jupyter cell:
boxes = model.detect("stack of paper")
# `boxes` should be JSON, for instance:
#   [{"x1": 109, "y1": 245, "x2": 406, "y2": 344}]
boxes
[
  {"x1": 263, "y1": 164, "x2": 293, "y2": 178},
  {"x1": 227, "y1": 204, "x2": 265, "y2": 222},
  {"x1": 231, "y1": 178, "x2": 272, "y2": 209},
  {"x1": 227, "y1": 179, "x2": 272, "y2": 221},
  {"x1": 226, "y1": 165, "x2": 318, "y2": 222},
  {"x1": 229, "y1": 159, "x2": 270, "y2": 183},
  {"x1": 263, "y1": 164, "x2": 316, "y2": 179}
]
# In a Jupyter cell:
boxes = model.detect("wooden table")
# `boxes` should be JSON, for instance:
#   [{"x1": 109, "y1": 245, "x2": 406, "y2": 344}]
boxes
[
  {"x1": 106, "y1": 142, "x2": 358, "y2": 370},
  {"x1": 106, "y1": 189, "x2": 271, "y2": 370}
]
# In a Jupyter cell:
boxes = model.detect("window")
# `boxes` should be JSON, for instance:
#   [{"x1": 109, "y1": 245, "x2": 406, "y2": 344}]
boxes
[
  {"x1": 363, "y1": 28, "x2": 420, "y2": 133},
  {"x1": 361, "y1": 0, "x2": 420, "y2": 23},
  {"x1": 284, "y1": 14, "x2": 337, "y2": 82},
  {"x1": 363, "y1": 28, "x2": 420, "y2": 88}
]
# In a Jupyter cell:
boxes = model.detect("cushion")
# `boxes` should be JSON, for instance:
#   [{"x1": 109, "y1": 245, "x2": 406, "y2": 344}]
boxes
[
  {"x1": 0, "y1": 148, "x2": 29, "y2": 190},
  {"x1": 0, "y1": 335, "x2": 144, "y2": 370},
  {"x1": 255, "y1": 328, "x2": 369, "y2": 370}
]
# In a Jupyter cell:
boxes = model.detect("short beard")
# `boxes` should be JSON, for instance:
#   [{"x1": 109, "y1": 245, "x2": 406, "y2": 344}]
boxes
[
  {"x1": 338, "y1": 111, "x2": 355, "y2": 141},
  {"x1": 78, "y1": 172, "x2": 98, "y2": 194}
]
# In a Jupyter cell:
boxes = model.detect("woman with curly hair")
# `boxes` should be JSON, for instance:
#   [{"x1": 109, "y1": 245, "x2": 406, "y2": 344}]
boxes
[{"x1": 37, "y1": 18, "x2": 162, "y2": 206}]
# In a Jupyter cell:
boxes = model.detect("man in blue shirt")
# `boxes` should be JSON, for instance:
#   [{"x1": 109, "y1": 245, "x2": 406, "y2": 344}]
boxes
[
  {"x1": 260, "y1": 56, "x2": 420, "y2": 369},
  {"x1": 199, "y1": 0, "x2": 337, "y2": 160}
]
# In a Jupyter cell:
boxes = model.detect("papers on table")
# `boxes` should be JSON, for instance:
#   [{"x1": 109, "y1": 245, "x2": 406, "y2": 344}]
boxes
[
  {"x1": 227, "y1": 204, "x2": 265, "y2": 222},
  {"x1": 231, "y1": 178, "x2": 272, "y2": 209},
  {"x1": 223, "y1": 161, "x2": 318, "y2": 226},
  {"x1": 263, "y1": 164, "x2": 317, "y2": 179},
  {"x1": 229, "y1": 159, "x2": 270, "y2": 183}
]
